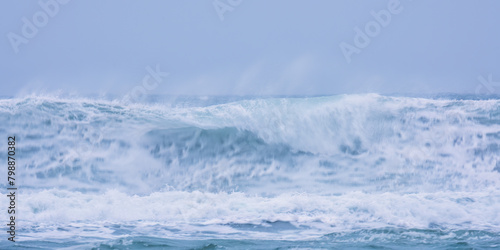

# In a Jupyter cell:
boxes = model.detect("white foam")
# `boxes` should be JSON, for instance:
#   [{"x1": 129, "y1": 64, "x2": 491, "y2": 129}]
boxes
[
  {"x1": 1, "y1": 95, "x2": 500, "y2": 242},
  {"x1": 2, "y1": 189, "x2": 499, "y2": 240}
]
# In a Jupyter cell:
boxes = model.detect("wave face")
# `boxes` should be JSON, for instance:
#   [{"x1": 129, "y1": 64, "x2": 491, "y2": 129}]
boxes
[{"x1": 1, "y1": 94, "x2": 500, "y2": 248}]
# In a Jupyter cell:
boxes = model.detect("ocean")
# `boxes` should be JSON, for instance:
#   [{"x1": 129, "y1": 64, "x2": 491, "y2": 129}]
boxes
[{"x1": 1, "y1": 94, "x2": 499, "y2": 249}]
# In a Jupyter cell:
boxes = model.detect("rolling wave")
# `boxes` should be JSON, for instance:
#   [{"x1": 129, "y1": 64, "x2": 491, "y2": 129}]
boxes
[{"x1": 1, "y1": 94, "x2": 499, "y2": 247}]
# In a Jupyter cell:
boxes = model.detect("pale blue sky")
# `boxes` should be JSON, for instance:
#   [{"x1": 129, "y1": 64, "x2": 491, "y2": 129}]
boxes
[{"x1": 1, "y1": 0, "x2": 499, "y2": 96}]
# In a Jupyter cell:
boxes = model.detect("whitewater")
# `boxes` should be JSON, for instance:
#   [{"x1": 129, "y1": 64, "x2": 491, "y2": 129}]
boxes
[{"x1": 1, "y1": 94, "x2": 499, "y2": 249}]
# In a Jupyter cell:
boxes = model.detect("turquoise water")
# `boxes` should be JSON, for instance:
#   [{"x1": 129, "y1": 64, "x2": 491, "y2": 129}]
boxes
[
  {"x1": 1, "y1": 94, "x2": 500, "y2": 249},
  {"x1": 6, "y1": 229, "x2": 500, "y2": 249},
  {"x1": 4, "y1": 228, "x2": 500, "y2": 249}
]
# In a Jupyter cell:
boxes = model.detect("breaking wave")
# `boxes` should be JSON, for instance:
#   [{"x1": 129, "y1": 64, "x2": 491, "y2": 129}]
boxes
[{"x1": 1, "y1": 94, "x2": 500, "y2": 248}]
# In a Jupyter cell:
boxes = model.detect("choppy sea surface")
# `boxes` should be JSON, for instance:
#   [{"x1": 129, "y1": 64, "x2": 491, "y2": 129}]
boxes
[{"x1": 1, "y1": 94, "x2": 500, "y2": 249}]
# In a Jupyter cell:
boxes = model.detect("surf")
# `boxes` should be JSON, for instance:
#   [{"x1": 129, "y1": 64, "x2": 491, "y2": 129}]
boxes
[{"x1": 1, "y1": 94, "x2": 499, "y2": 247}]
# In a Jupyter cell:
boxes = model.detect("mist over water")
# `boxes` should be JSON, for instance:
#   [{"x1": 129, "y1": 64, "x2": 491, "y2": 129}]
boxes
[{"x1": 1, "y1": 94, "x2": 500, "y2": 248}]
